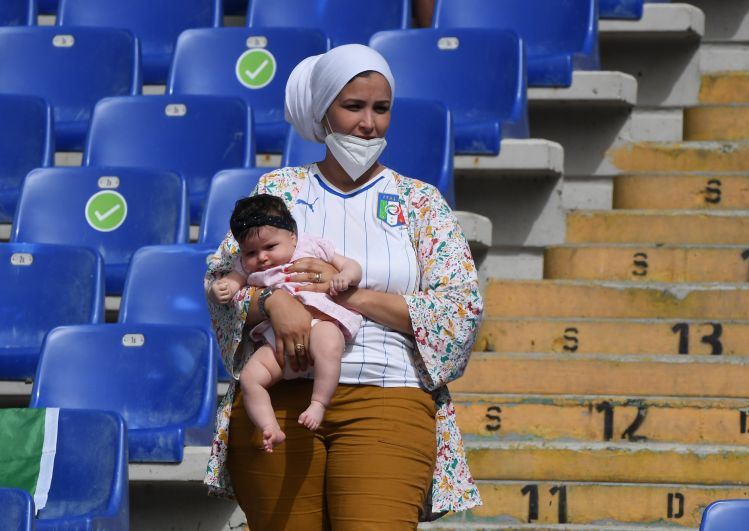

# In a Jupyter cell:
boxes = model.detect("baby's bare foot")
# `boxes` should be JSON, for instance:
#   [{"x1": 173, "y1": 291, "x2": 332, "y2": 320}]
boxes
[
  {"x1": 298, "y1": 401, "x2": 326, "y2": 431},
  {"x1": 261, "y1": 425, "x2": 286, "y2": 453}
]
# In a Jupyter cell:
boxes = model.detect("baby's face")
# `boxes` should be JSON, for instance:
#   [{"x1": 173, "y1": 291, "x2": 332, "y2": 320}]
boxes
[{"x1": 239, "y1": 226, "x2": 297, "y2": 273}]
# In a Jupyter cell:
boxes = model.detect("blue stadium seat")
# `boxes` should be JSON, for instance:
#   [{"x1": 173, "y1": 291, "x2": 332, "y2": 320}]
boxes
[
  {"x1": 199, "y1": 168, "x2": 266, "y2": 247},
  {"x1": 0, "y1": 488, "x2": 34, "y2": 531},
  {"x1": 370, "y1": 29, "x2": 528, "y2": 155},
  {"x1": 224, "y1": 0, "x2": 247, "y2": 15},
  {"x1": 37, "y1": 0, "x2": 56, "y2": 14},
  {"x1": 36, "y1": 409, "x2": 129, "y2": 530},
  {"x1": 84, "y1": 95, "x2": 254, "y2": 225},
  {"x1": 30, "y1": 324, "x2": 217, "y2": 462},
  {"x1": 0, "y1": 27, "x2": 140, "y2": 151},
  {"x1": 0, "y1": 243, "x2": 104, "y2": 381},
  {"x1": 57, "y1": 0, "x2": 222, "y2": 85},
  {"x1": 600, "y1": 0, "x2": 671, "y2": 19},
  {"x1": 168, "y1": 27, "x2": 328, "y2": 154},
  {"x1": 247, "y1": 0, "x2": 411, "y2": 47},
  {"x1": 433, "y1": 0, "x2": 600, "y2": 87},
  {"x1": 282, "y1": 98, "x2": 455, "y2": 205},
  {"x1": 11, "y1": 166, "x2": 189, "y2": 296},
  {"x1": 0, "y1": 94, "x2": 53, "y2": 223},
  {"x1": 0, "y1": 0, "x2": 36, "y2": 25},
  {"x1": 118, "y1": 244, "x2": 231, "y2": 381},
  {"x1": 699, "y1": 500, "x2": 749, "y2": 531}
]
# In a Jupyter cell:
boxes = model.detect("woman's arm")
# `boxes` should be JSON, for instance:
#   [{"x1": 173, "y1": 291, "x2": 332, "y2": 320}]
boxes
[{"x1": 334, "y1": 287, "x2": 413, "y2": 336}]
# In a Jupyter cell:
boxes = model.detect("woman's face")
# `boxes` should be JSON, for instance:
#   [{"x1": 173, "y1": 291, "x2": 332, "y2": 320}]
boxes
[{"x1": 325, "y1": 72, "x2": 392, "y2": 139}]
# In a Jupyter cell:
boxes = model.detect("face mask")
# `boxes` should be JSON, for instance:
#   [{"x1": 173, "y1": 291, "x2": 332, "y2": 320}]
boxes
[{"x1": 323, "y1": 117, "x2": 386, "y2": 181}]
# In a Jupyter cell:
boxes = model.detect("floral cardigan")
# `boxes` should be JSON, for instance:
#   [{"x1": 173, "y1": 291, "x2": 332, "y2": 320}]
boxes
[{"x1": 203, "y1": 165, "x2": 483, "y2": 514}]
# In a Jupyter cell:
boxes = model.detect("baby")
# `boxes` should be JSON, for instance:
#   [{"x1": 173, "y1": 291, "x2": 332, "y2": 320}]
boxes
[{"x1": 208, "y1": 194, "x2": 362, "y2": 452}]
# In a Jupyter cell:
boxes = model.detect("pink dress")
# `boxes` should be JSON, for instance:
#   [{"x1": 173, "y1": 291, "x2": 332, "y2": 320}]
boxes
[{"x1": 235, "y1": 233, "x2": 362, "y2": 344}]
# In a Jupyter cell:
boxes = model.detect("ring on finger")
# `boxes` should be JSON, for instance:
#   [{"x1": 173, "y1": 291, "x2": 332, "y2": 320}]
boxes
[
  {"x1": 314, "y1": 272, "x2": 323, "y2": 283},
  {"x1": 294, "y1": 343, "x2": 305, "y2": 353}
]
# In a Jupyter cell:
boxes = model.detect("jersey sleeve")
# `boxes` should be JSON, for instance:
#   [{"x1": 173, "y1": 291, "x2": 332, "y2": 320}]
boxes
[{"x1": 402, "y1": 181, "x2": 483, "y2": 391}]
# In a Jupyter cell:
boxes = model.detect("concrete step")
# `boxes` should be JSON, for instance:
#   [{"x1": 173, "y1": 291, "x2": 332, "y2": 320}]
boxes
[
  {"x1": 684, "y1": 105, "x2": 749, "y2": 141},
  {"x1": 476, "y1": 317, "x2": 749, "y2": 355},
  {"x1": 432, "y1": 480, "x2": 748, "y2": 529},
  {"x1": 543, "y1": 244, "x2": 749, "y2": 282},
  {"x1": 454, "y1": 393, "x2": 749, "y2": 445},
  {"x1": 484, "y1": 280, "x2": 749, "y2": 319},
  {"x1": 465, "y1": 439, "x2": 749, "y2": 485},
  {"x1": 451, "y1": 352, "x2": 749, "y2": 397},
  {"x1": 565, "y1": 210, "x2": 749, "y2": 245},
  {"x1": 421, "y1": 525, "x2": 691, "y2": 531},
  {"x1": 608, "y1": 141, "x2": 749, "y2": 173},
  {"x1": 699, "y1": 72, "x2": 749, "y2": 104},
  {"x1": 613, "y1": 174, "x2": 749, "y2": 210}
]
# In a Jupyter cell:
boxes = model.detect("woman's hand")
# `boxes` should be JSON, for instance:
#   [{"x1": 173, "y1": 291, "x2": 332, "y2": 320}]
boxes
[
  {"x1": 285, "y1": 257, "x2": 339, "y2": 294},
  {"x1": 264, "y1": 289, "x2": 314, "y2": 371}
]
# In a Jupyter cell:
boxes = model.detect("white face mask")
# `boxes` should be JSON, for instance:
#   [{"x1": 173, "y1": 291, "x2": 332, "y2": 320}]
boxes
[{"x1": 323, "y1": 117, "x2": 386, "y2": 181}]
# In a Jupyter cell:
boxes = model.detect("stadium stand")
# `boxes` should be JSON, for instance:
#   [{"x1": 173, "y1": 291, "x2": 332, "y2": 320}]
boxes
[
  {"x1": 0, "y1": 243, "x2": 104, "y2": 381},
  {"x1": 0, "y1": 26, "x2": 140, "y2": 151},
  {"x1": 0, "y1": 0, "x2": 36, "y2": 25},
  {"x1": 432, "y1": 0, "x2": 600, "y2": 87},
  {"x1": 370, "y1": 28, "x2": 527, "y2": 156},
  {"x1": 0, "y1": 488, "x2": 34, "y2": 531},
  {"x1": 118, "y1": 244, "x2": 231, "y2": 381},
  {"x1": 22, "y1": 409, "x2": 128, "y2": 530},
  {"x1": 84, "y1": 95, "x2": 254, "y2": 226},
  {"x1": 30, "y1": 324, "x2": 217, "y2": 462},
  {"x1": 199, "y1": 168, "x2": 266, "y2": 247},
  {"x1": 168, "y1": 27, "x2": 329, "y2": 154},
  {"x1": 699, "y1": 499, "x2": 749, "y2": 531},
  {"x1": 11, "y1": 166, "x2": 189, "y2": 296},
  {"x1": 246, "y1": 0, "x2": 410, "y2": 47},
  {"x1": 57, "y1": 0, "x2": 222, "y2": 85},
  {"x1": 0, "y1": 94, "x2": 53, "y2": 224}
]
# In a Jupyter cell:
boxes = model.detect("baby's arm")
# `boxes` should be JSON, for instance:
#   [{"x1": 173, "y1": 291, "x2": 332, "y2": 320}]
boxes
[
  {"x1": 328, "y1": 254, "x2": 362, "y2": 297},
  {"x1": 208, "y1": 271, "x2": 247, "y2": 304}
]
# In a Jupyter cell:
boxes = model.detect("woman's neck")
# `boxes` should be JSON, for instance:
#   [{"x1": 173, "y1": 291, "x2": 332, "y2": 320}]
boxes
[{"x1": 316, "y1": 151, "x2": 384, "y2": 192}]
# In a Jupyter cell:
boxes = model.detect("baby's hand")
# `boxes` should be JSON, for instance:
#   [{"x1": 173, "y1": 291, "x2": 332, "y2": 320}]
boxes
[
  {"x1": 209, "y1": 279, "x2": 234, "y2": 304},
  {"x1": 328, "y1": 274, "x2": 350, "y2": 297}
]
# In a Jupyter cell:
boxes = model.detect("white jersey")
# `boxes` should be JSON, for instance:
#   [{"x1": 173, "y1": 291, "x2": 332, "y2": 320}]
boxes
[{"x1": 293, "y1": 164, "x2": 422, "y2": 388}]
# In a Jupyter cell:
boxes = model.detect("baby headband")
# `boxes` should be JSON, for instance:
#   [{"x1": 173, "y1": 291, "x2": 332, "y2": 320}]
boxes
[
  {"x1": 230, "y1": 214, "x2": 296, "y2": 239},
  {"x1": 284, "y1": 43, "x2": 396, "y2": 143}
]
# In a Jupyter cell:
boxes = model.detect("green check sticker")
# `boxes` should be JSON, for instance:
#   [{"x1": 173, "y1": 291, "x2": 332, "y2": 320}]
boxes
[
  {"x1": 85, "y1": 190, "x2": 127, "y2": 232},
  {"x1": 235, "y1": 48, "x2": 276, "y2": 89}
]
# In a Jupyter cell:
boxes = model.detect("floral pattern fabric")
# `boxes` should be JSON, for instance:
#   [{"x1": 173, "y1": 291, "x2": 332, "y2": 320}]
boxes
[{"x1": 203, "y1": 165, "x2": 483, "y2": 514}]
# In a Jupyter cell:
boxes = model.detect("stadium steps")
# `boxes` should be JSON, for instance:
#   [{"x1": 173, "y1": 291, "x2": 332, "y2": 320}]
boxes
[{"x1": 426, "y1": 70, "x2": 749, "y2": 531}]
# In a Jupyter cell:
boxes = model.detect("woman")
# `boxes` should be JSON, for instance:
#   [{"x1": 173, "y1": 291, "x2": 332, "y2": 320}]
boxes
[{"x1": 204, "y1": 44, "x2": 482, "y2": 530}]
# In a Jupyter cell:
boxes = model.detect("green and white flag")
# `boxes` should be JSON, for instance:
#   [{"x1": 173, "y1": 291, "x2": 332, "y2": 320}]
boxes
[{"x1": 0, "y1": 408, "x2": 59, "y2": 511}]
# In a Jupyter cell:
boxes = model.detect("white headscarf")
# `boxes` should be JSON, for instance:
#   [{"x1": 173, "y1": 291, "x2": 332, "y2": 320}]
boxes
[{"x1": 284, "y1": 44, "x2": 395, "y2": 143}]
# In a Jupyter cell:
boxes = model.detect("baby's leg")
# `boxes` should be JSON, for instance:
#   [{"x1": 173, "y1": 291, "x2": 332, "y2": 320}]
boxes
[
  {"x1": 239, "y1": 345, "x2": 285, "y2": 452},
  {"x1": 299, "y1": 321, "x2": 343, "y2": 431}
]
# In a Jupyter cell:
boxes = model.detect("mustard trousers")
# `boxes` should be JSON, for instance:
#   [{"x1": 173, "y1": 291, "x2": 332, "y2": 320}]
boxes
[{"x1": 227, "y1": 380, "x2": 437, "y2": 531}]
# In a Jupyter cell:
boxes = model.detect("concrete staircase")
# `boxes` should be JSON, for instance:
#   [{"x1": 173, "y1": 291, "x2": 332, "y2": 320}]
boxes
[{"x1": 423, "y1": 72, "x2": 749, "y2": 530}]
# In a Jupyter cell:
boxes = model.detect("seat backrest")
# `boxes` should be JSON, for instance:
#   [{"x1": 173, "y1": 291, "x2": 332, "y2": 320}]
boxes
[
  {"x1": 0, "y1": 94, "x2": 53, "y2": 223},
  {"x1": 0, "y1": 243, "x2": 104, "y2": 380},
  {"x1": 0, "y1": 0, "x2": 36, "y2": 25},
  {"x1": 282, "y1": 98, "x2": 455, "y2": 205},
  {"x1": 30, "y1": 324, "x2": 216, "y2": 461},
  {"x1": 57, "y1": 0, "x2": 222, "y2": 84},
  {"x1": 199, "y1": 168, "x2": 267, "y2": 247},
  {"x1": 434, "y1": 0, "x2": 597, "y2": 57},
  {"x1": 11, "y1": 166, "x2": 188, "y2": 294},
  {"x1": 370, "y1": 29, "x2": 526, "y2": 133},
  {"x1": 0, "y1": 488, "x2": 34, "y2": 531},
  {"x1": 0, "y1": 26, "x2": 140, "y2": 150},
  {"x1": 168, "y1": 27, "x2": 328, "y2": 125},
  {"x1": 699, "y1": 500, "x2": 749, "y2": 531},
  {"x1": 247, "y1": 0, "x2": 410, "y2": 47},
  {"x1": 599, "y1": 0, "x2": 644, "y2": 19},
  {"x1": 84, "y1": 95, "x2": 254, "y2": 225},
  {"x1": 38, "y1": 409, "x2": 128, "y2": 529}
]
